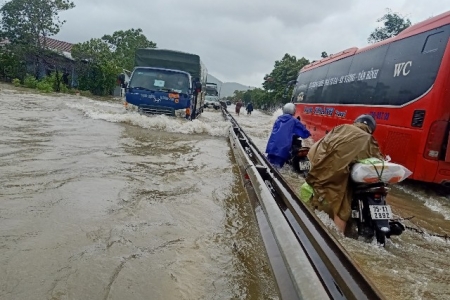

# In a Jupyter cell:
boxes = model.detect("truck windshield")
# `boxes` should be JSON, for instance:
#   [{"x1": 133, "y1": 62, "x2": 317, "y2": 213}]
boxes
[
  {"x1": 129, "y1": 69, "x2": 190, "y2": 94},
  {"x1": 205, "y1": 88, "x2": 218, "y2": 96}
]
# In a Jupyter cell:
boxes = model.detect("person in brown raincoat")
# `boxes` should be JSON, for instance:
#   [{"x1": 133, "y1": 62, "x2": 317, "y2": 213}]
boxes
[
  {"x1": 305, "y1": 114, "x2": 383, "y2": 233},
  {"x1": 235, "y1": 100, "x2": 243, "y2": 116}
]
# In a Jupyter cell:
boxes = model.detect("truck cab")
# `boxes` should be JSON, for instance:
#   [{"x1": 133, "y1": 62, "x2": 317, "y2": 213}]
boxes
[
  {"x1": 122, "y1": 48, "x2": 207, "y2": 120},
  {"x1": 126, "y1": 67, "x2": 194, "y2": 117},
  {"x1": 204, "y1": 82, "x2": 220, "y2": 110}
]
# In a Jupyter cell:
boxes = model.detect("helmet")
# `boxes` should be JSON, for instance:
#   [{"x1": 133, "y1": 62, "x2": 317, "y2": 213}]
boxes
[
  {"x1": 354, "y1": 114, "x2": 376, "y2": 134},
  {"x1": 282, "y1": 103, "x2": 296, "y2": 115}
]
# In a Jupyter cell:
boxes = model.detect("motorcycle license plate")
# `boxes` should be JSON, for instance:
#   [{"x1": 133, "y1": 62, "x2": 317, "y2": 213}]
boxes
[
  {"x1": 369, "y1": 205, "x2": 392, "y2": 220},
  {"x1": 299, "y1": 160, "x2": 311, "y2": 171}
]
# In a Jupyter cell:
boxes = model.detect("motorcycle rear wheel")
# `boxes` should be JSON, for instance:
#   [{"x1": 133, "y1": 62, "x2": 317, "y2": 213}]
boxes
[{"x1": 376, "y1": 230, "x2": 386, "y2": 246}]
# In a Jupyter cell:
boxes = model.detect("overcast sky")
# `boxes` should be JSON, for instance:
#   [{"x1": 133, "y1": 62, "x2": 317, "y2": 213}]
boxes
[{"x1": 54, "y1": 0, "x2": 449, "y2": 87}]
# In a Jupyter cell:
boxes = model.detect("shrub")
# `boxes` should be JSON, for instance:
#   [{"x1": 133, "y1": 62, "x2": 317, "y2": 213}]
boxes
[
  {"x1": 36, "y1": 81, "x2": 53, "y2": 93},
  {"x1": 23, "y1": 74, "x2": 38, "y2": 88},
  {"x1": 12, "y1": 78, "x2": 21, "y2": 87},
  {"x1": 79, "y1": 90, "x2": 93, "y2": 97},
  {"x1": 59, "y1": 83, "x2": 68, "y2": 93}
]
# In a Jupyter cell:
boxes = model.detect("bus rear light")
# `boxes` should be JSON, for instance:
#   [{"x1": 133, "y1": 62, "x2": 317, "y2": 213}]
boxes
[
  {"x1": 428, "y1": 150, "x2": 439, "y2": 158},
  {"x1": 424, "y1": 120, "x2": 448, "y2": 160}
]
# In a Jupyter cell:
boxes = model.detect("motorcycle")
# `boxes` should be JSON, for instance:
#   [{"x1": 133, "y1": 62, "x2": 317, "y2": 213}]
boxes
[
  {"x1": 350, "y1": 181, "x2": 405, "y2": 245},
  {"x1": 291, "y1": 143, "x2": 405, "y2": 245},
  {"x1": 288, "y1": 135, "x2": 311, "y2": 177}
]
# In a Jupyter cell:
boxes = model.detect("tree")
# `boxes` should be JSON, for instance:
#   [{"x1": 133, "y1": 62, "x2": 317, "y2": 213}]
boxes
[
  {"x1": 0, "y1": 0, "x2": 74, "y2": 50},
  {"x1": 368, "y1": 9, "x2": 411, "y2": 43},
  {"x1": 71, "y1": 38, "x2": 113, "y2": 62},
  {"x1": 321, "y1": 51, "x2": 328, "y2": 58},
  {"x1": 0, "y1": 0, "x2": 75, "y2": 78},
  {"x1": 262, "y1": 53, "x2": 309, "y2": 105},
  {"x1": 71, "y1": 38, "x2": 118, "y2": 95},
  {"x1": 101, "y1": 28, "x2": 156, "y2": 71},
  {"x1": 71, "y1": 28, "x2": 157, "y2": 95}
]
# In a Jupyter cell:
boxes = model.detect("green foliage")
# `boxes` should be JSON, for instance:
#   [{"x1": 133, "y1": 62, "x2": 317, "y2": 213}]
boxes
[
  {"x1": 36, "y1": 79, "x2": 53, "y2": 93},
  {"x1": 12, "y1": 78, "x2": 20, "y2": 86},
  {"x1": 72, "y1": 28, "x2": 156, "y2": 96},
  {"x1": 102, "y1": 28, "x2": 156, "y2": 71},
  {"x1": 0, "y1": 0, "x2": 75, "y2": 81},
  {"x1": 0, "y1": 0, "x2": 75, "y2": 60},
  {"x1": 0, "y1": 50, "x2": 26, "y2": 80},
  {"x1": 71, "y1": 38, "x2": 113, "y2": 63},
  {"x1": 262, "y1": 53, "x2": 310, "y2": 105},
  {"x1": 321, "y1": 51, "x2": 328, "y2": 58},
  {"x1": 75, "y1": 60, "x2": 120, "y2": 96},
  {"x1": 368, "y1": 9, "x2": 411, "y2": 43},
  {"x1": 23, "y1": 74, "x2": 38, "y2": 88}
]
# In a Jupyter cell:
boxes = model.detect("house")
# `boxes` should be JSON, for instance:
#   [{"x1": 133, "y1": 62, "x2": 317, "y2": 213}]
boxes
[
  {"x1": 35, "y1": 36, "x2": 77, "y2": 87},
  {"x1": 1, "y1": 36, "x2": 78, "y2": 87}
]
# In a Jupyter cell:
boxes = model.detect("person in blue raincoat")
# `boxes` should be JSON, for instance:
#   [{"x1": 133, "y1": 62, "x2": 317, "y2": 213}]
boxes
[
  {"x1": 265, "y1": 103, "x2": 311, "y2": 168},
  {"x1": 246, "y1": 102, "x2": 254, "y2": 115}
]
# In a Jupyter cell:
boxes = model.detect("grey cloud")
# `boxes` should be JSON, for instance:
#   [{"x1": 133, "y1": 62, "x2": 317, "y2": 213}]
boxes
[{"x1": 55, "y1": 0, "x2": 447, "y2": 86}]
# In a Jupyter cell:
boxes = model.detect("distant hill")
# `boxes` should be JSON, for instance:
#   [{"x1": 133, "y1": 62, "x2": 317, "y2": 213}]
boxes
[{"x1": 207, "y1": 74, "x2": 254, "y2": 98}]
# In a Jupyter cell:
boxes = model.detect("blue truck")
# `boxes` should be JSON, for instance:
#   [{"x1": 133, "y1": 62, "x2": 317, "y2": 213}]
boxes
[{"x1": 120, "y1": 49, "x2": 207, "y2": 120}]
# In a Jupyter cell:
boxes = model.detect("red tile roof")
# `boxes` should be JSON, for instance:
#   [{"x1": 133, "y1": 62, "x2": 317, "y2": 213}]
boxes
[{"x1": 39, "y1": 36, "x2": 73, "y2": 53}]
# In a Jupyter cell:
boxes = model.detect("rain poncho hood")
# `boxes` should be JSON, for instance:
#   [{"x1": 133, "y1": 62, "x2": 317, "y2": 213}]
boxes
[
  {"x1": 305, "y1": 123, "x2": 383, "y2": 221},
  {"x1": 265, "y1": 114, "x2": 311, "y2": 161}
]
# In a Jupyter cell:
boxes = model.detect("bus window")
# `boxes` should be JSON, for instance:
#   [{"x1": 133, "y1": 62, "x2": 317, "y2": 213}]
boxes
[
  {"x1": 321, "y1": 56, "x2": 352, "y2": 104},
  {"x1": 293, "y1": 71, "x2": 313, "y2": 103},
  {"x1": 422, "y1": 31, "x2": 445, "y2": 54},
  {"x1": 376, "y1": 26, "x2": 449, "y2": 106},
  {"x1": 305, "y1": 64, "x2": 329, "y2": 103},
  {"x1": 346, "y1": 45, "x2": 388, "y2": 105}
]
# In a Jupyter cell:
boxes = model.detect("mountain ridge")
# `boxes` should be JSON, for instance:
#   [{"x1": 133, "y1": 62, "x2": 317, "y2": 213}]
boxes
[{"x1": 206, "y1": 74, "x2": 255, "y2": 98}]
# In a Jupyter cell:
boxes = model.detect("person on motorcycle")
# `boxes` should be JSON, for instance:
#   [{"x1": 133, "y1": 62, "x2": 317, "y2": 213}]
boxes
[
  {"x1": 305, "y1": 114, "x2": 383, "y2": 233},
  {"x1": 265, "y1": 103, "x2": 311, "y2": 168}
]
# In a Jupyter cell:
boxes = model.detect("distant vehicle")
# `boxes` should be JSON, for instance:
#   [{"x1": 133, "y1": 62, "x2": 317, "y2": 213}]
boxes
[
  {"x1": 204, "y1": 82, "x2": 220, "y2": 110},
  {"x1": 289, "y1": 11, "x2": 450, "y2": 185},
  {"x1": 119, "y1": 48, "x2": 207, "y2": 120},
  {"x1": 204, "y1": 98, "x2": 220, "y2": 110},
  {"x1": 226, "y1": 100, "x2": 232, "y2": 106}
]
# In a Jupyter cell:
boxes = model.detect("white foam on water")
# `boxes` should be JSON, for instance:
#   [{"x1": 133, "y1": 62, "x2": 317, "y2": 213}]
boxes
[
  {"x1": 396, "y1": 185, "x2": 450, "y2": 220},
  {"x1": 66, "y1": 102, "x2": 231, "y2": 137}
]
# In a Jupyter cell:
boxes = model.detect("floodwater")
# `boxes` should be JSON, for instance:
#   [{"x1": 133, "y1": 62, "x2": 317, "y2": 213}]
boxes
[
  {"x1": 1, "y1": 85, "x2": 449, "y2": 300},
  {"x1": 0, "y1": 86, "x2": 278, "y2": 300},
  {"x1": 234, "y1": 106, "x2": 450, "y2": 300}
]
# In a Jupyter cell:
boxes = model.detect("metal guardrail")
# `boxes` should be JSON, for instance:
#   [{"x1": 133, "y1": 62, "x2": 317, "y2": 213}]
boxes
[{"x1": 221, "y1": 105, "x2": 384, "y2": 300}]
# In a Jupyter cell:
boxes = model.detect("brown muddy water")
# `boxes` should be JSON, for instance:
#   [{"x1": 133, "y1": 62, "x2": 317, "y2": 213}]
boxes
[
  {"x1": 2, "y1": 84, "x2": 450, "y2": 300},
  {"x1": 236, "y1": 107, "x2": 450, "y2": 300},
  {"x1": 0, "y1": 86, "x2": 278, "y2": 300}
]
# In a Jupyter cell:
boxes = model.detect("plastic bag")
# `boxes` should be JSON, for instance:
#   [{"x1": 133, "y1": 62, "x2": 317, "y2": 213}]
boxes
[
  {"x1": 350, "y1": 157, "x2": 412, "y2": 184},
  {"x1": 299, "y1": 182, "x2": 314, "y2": 203}
]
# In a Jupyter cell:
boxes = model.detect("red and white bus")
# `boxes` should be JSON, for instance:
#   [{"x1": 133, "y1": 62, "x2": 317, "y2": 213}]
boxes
[{"x1": 292, "y1": 11, "x2": 450, "y2": 185}]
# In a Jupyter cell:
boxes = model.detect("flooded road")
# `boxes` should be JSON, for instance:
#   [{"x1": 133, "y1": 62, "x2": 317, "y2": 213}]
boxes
[
  {"x1": 0, "y1": 86, "x2": 278, "y2": 300},
  {"x1": 234, "y1": 106, "x2": 450, "y2": 300},
  {"x1": 2, "y1": 84, "x2": 450, "y2": 300}
]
